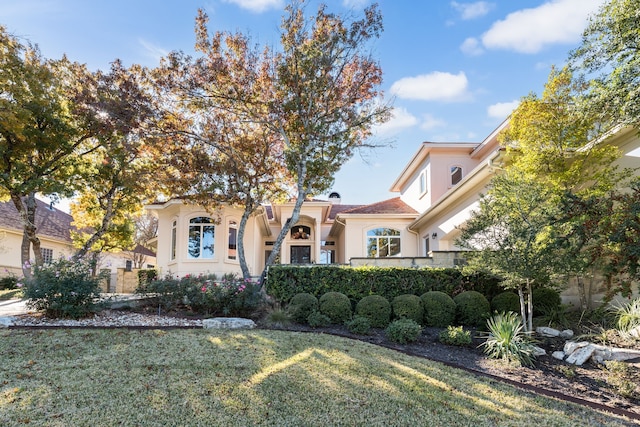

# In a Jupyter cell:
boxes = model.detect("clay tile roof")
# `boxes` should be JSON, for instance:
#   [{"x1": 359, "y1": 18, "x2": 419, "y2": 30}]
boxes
[
  {"x1": 338, "y1": 197, "x2": 418, "y2": 215},
  {"x1": 327, "y1": 204, "x2": 364, "y2": 219},
  {"x1": 0, "y1": 199, "x2": 73, "y2": 242}
]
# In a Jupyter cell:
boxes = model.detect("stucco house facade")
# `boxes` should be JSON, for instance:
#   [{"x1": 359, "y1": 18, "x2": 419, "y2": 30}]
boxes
[{"x1": 147, "y1": 121, "x2": 640, "y2": 285}]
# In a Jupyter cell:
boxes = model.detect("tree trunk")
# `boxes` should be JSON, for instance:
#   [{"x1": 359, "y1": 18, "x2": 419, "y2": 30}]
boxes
[
  {"x1": 517, "y1": 286, "x2": 528, "y2": 331},
  {"x1": 73, "y1": 186, "x2": 118, "y2": 260},
  {"x1": 526, "y1": 279, "x2": 533, "y2": 333},
  {"x1": 237, "y1": 206, "x2": 253, "y2": 280},
  {"x1": 11, "y1": 192, "x2": 43, "y2": 277}
]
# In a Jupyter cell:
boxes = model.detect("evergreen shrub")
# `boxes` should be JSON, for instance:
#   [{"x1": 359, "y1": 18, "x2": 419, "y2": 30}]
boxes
[
  {"x1": 454, "y1": 291, "x2": 490, "y2": 327},
  {"x1": 345, "y1": 315, "x2": 372, "y2": 335},
  {"x1": 391, "y1": 294, "x2": 424, "y2": 324},
  {"x1": 287, "y1": 293, "x2": 319, "y2": 324},
  {"x1": 355, "y1": 295, "x2": 391, "y2": 328},
  {"x1": 491, "y1": 292, "x2": 520, "y2": 314},
  {"x1": 385, "y1": 318, "x2": 422, "y2": 344},
  {"x1": 438, "y1": 326, "x2": 472, "y2": 346},
  {"x1": 319, "y1": 291, "x2": 352, "y2": 324},
  {"x1": 421, "y1": 291, "x2": 456, "y2": 327},
  {"x1": 307, "y1": 311, "x2": 331, "y2": 328},
  {"x1": 532, "y1": 288, "x2": 561, "y2": 316}
]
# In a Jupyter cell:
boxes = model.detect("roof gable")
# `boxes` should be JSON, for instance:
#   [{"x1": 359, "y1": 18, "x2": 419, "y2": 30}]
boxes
[{"x1": 0, "y1": 199, "x2": 73, "y2": 243}]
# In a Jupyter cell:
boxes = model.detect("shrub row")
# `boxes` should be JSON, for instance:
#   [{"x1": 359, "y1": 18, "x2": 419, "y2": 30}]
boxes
[
  {"x1": 286, "y1": 290, "x2": 495, "y2": 328},
  {"x1": 266, "y1": 265, "x2": 503, "y2": 304}
]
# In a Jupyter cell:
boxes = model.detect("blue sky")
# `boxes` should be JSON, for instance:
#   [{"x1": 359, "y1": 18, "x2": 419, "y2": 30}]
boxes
[{"x1": 1, "y1": 0, "x2": 606, "y2": 206}]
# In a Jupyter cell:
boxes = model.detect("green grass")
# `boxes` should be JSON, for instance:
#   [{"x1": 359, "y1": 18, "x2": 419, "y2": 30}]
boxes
[
  {"x1": 0, "y1": 289, "x2": 22, "y2": 301},
  {"x1": 0, "y1": 329, "x2": 633, "y2": 426}
]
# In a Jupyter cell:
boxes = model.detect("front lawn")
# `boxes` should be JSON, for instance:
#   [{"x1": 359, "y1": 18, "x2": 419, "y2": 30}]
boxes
[
  {"x1": 0, "y1": 289, "x2": 22, "y2": 301},
  {"x1": 0, "y1": 329, "x2": 633, "y2": 426}
]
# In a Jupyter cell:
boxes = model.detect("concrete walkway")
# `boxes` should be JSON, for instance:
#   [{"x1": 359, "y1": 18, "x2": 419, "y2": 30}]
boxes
[{"x1": 0, "y1": 294, "x2": 145, "y2": 317}]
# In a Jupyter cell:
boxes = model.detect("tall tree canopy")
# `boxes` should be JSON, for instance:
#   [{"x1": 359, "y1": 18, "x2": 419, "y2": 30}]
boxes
[{"x1": 158, "y1": 1, "x2": 391, "y2": 280}]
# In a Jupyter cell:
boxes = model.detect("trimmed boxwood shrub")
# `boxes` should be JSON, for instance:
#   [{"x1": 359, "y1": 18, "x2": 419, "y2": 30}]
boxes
[
  {"x1": 532, "y1": 287, "x2": 561, "y2": 316},
  {"x1": 454, "y1": 291, "x2": 490, "y2": 327},
  {"x1": 355, "y1": 295, "x2": 391, "y2": 328},
  {"x1": 319, "y1": 292, "x2": 352, "y2": 324},
  {"x1": 421, "y1": 291, "x2": 456, "y2": 327},
  {"x1": 287, "y1": 293, "x2": 319, "y2": 323},
  {"x1": 345, "y1": 315, "x2": 372, "y2": 335},
  {"x1": 385, "y1": 318, "x2": 422, "y2": 344},
  {"x1": 307, "y1": 311, "x2": 331, "y2": 328},
  {"x1": 491, "y1": 291, "x2": 520, "y2": 314},
  {"x1": 391, "y1": 294, "x2": 424, "y2": 324}
]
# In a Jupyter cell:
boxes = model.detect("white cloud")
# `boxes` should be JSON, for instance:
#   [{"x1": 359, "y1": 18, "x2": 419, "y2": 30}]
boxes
[
  {"x1": 374, "y1": 107, "x2": 418, "y2": 136},
  {"x1": 420, "y1": 114, "x2": 446, "y2": 131},
  {"x1": 222, "y1": 0, "x2": 283, "y2": 13},
  {"x1": 487, "y1": 100, "x2": 519, "y2": 119},
  {"x1": 390, "y1": 72, "x2": 470, "y2": 102},
  {"x1": 451, "y1": 1, "x2": 494, "y2": 20},
  {"x1": 138, "y1": 39, "x2": 169, "y2": 63},
  {"x1": 481, "y1": 0, "x2": 604, "y2": 54},
  {"x1": 460, "y1": 37, "x2": 484, "y2": 56}
]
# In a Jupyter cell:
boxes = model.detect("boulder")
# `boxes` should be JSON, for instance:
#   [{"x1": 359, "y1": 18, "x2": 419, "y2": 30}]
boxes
[
  {"x1": 203, "y1": 318, "x2": 256, "y2": 329},
  {"x1": 536, "y1": 326, "x2": 560, "y2": 337},
  {"x1": 552, "y1": 351, "x2": 565, "y2": 360},
  {"x1": 559, "y1": 329, "x2": 574, "y2": 339},
  {"x1": 0, "y1": 316, "x2": 14, "y2": 328},
  {"x1": 563, "y1": 341, "x2": 590, "y2": 355},
  {"x1": 532, "y1": 346, "x2": 547, "y2": 357},
  {"x1": 565, "y1": 344, "x2": 596, "y2": 366}
]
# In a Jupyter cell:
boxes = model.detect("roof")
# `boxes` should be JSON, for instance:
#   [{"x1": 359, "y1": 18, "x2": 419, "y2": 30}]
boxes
[
  {"x1": 130, "y1": 244, "x2": 156, "y2": 257},
  {"x1": 338, "y1": 197, "x2": 418, "y2": 215},
  {"x1": 0, "y1": 199, "x2": 73, "y2": 243}
]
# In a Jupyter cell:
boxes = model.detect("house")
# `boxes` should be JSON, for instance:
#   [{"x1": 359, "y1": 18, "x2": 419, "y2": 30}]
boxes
[
  {"x1": 0, "y1": 199, "x2": 156, "y2": 290},
  {"x1": 147, "y1": 120, "x2": 640, "y2": 300}
]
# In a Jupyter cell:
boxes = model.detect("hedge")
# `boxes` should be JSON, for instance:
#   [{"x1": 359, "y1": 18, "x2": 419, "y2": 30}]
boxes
[{"x1": 265, "y1": 265, "x2": 502, "y2": 304}]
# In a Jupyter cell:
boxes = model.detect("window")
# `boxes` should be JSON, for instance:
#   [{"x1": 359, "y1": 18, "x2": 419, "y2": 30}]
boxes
[
  {"x1": 42, "y1": 248, "x2": 53, "y2": 264},
  {"x1": 125, "y1": 260, "x2": 133, "y2": 271},
  {"x1": 419, "y1": 170, "x2": 427, "y2": 196},
  {"x1": 188, "y1": 217, "x2": 215, "y2": 259},
  {"x1": 424, "y1": 237, "x2": 430, "y2": 255},
  {"x1": 451, "y1": 166, "x2": 463, "y2": 186},
  {"x1": 367, "y1": 228, "x2": 401, "y2": 258},
  {"x1": 170, "y1": 220, "x2": 177, "y2": 260},
  {"x1": 320, "y1": 241, "x2": 336, "y2": 264},
  {"x1": 228, "y1": 220, "x2": 238, "y2": 260}
]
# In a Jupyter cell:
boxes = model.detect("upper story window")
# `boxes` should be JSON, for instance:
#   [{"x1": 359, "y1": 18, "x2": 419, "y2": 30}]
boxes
[
  {"x1": 367, "y1": 228, "x2": 401, "y2": 258},
  {"x1": 188, "y1": 217, "x2": 215, "y2": 259},
  {"x1": 291, "y1": 225, "x2": 311, "y2": 240},
  {"x1": 170, "y1": 220, "x2": 177, "y2": 261},
  {"x1": 228, "y1": 220, "x2": 238, "y2": 260},
  {"x1": 451, "y1": 165, "x2": 463, "y2": 186},
  {"x1": 419, "y1": 170, "x2": 427, "y2": 197}
]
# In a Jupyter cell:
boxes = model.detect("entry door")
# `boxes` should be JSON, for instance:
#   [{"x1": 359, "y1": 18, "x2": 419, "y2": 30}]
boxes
[{"x1": 290, "y1": 246, "x2": 311, "y2": 264}]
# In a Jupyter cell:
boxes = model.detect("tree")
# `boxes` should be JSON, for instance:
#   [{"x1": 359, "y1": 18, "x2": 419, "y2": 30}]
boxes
[
  {"x1": 158, "y1": 1, "x2": 390, "y2": 281},
  {"x1": 0, "y1": 27, "x2": 95, "y2": 276},
  {"x1": 570, "y1": 0, "x2": 640, "y2": 127},
  {"x1": 458, "y1": 171, "x2": 559, "y2": 332}
]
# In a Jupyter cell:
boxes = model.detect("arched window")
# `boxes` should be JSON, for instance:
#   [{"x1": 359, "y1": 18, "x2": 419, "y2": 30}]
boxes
[
  {"x1": 451, "y1": 165, "x2": 463, "y2": 186},
  {"x1": 291, "y1": 225, "x2": 311, "y2": 240},
  {"x1": 228, "y1": 220, "x2": 238, "y2": 260},
  {"x1": 367, "y1": 228, "x2": 401, "y2": 257},
  {"x1": 188, "y1": 217, "x2": 215, "y2": 259}
]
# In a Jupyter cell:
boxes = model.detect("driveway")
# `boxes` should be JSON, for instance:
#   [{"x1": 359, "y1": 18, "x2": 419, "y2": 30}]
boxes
[{"x1": 0, "y1": 298, "x2": 33, "y2": 316}]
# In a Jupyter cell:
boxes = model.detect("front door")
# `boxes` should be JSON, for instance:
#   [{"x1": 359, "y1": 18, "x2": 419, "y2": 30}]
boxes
[{"x1": 290, "y1": 246, "x2": 311, "y2": 264}]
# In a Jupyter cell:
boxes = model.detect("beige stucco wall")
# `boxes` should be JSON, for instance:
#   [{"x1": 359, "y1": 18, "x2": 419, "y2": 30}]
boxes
[
  {"x1": 0, "y1": 229, "x2": 73, "y2": 277},
  {"x1": 340, "y1": 217, "x2": 419, "y2": 263}
]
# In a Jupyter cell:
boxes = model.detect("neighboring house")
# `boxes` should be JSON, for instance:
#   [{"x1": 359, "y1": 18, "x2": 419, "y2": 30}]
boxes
[
  {"x1": 147, "y1": 121, "x2": 640, "y2": 291},
  {"x1": 0, "y1": 200, "x2": 156, "y2": 282}
]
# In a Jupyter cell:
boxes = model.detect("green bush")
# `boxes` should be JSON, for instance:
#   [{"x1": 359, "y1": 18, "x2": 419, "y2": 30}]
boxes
[
  {"x1": 307, "y1": 311, "x2": 331, "y2": 328},
  {"x1": 391, "y1": 294, "x2": 424, "y2": 324},
  {"x1": 319, "y1": 292, "x2": 352, "y2": 324},
  {"x1": 137, "y1": 269, "x2": 158, "y2": 288},
  {"x1": 265, "y1": 265, "x2": 502, "y2": 305},
  {"x1": 385, "y1": 318, "x2": 422, "y2": 344},
  {"x1": 136, "y1": 273, "x2": 263, "y2": 317},
  {"x1": 421, "y1": 291, "x2": 456, "y2": 327},
  {"x1": 482, "y1": 311, "x2": 536, "y2": 367},
  {"x1": 454, "y1": 291, "x2": 490, "y2": 327},
  {"x1": 287, "y1": 293, "x2": 319, "y2": 324},
  {"x1": 614, "y1": 297, "x2": 640, "y2": 335},
  {"x1": 439, "y1": 326, "x2": 472, "y2": 346},
  {"x1": 532, "y1": 288, "x2": 561, "y2": 316},
  {"x1": 491, "y1": 292, "x2": 520, "y2": 314},
  {"x1": 23, "y1": 258, "x2": 103, "y2": 319},
  {"x1": 345, "y1": 316, "x2": 372, "y2": 335},
  {"x1": 355, "y1": 295, "x2": 391, "y2": 328},
  {"x1": 0, "y1": 275, "x2": 18, "y2": 290}
]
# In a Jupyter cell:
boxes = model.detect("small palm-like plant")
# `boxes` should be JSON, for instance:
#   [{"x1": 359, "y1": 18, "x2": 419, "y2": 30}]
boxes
[
  {"x1": 483, "y1": 312, "x2": 536, "y2": 367},
  {"x1": 615, "y1": 298, "x2": 640, "y2": 336}
]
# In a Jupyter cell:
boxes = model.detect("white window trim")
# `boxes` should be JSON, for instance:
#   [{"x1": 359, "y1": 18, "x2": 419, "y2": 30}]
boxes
[
  {"x1": 186, "y1": 215, "x2": 216, "y2": 261},
  {"x1": 418, "y1": 170, "x2": 428, "y2": 198}
]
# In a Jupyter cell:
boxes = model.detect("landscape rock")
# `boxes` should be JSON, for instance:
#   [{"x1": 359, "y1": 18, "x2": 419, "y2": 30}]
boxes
[
  {"x1": 565, "y1": 344, "x2": 596, "y2": 366},
  {"x1": 532, "y1": 346, "x2": 547, "y2": 357},
  {"x1": 0, "y1": 316, "x2": 14, "y2": 327},
  {"x1": 552, "y1": 351, "x2": 565, "y2": 360},
  {"x1": 536, "y1": 326, "x2": 560, "y2": 337},
  {"x1": 203, "y1": 318, "x2": 256, "y2": 329},
  {"x1": 628, "y1": 326, "x2": 640, "y2": 339},
  {"x1": 559, "y1": 329, "x2": 574, "y2": 339},
  {"x1": 563, "y1": 341, "x2": 590, "y2": 355}
]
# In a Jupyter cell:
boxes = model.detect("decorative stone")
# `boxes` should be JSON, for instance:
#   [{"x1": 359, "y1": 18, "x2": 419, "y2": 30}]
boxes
[
  {"x1": 563, "y1": 341, "x2": 590, "y2": 355},
  {"x1": 532, "y1": 346, "x2": 547, "y2": 357},
  {"x1": 629, "y1": 326, "x2": 640, "y2": 339},
  {"x1": 552, "y1": 351, "x2": 565, "y2": 360},
  {"x1": 559, "y1": 329, "x2": 574, "y2": 339},
  {"x1": 536, "y1": 326, "x2": 560, "y2": 337},
  {"x1": 0, "y1": 316, "x2": 14, "y2": 328},
  {"x1": 566, "y1": 344, "x2": 596, "y2": 366},
  {"x1": 203, "y1": 318, "x2": 256, "y2": 329}
]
